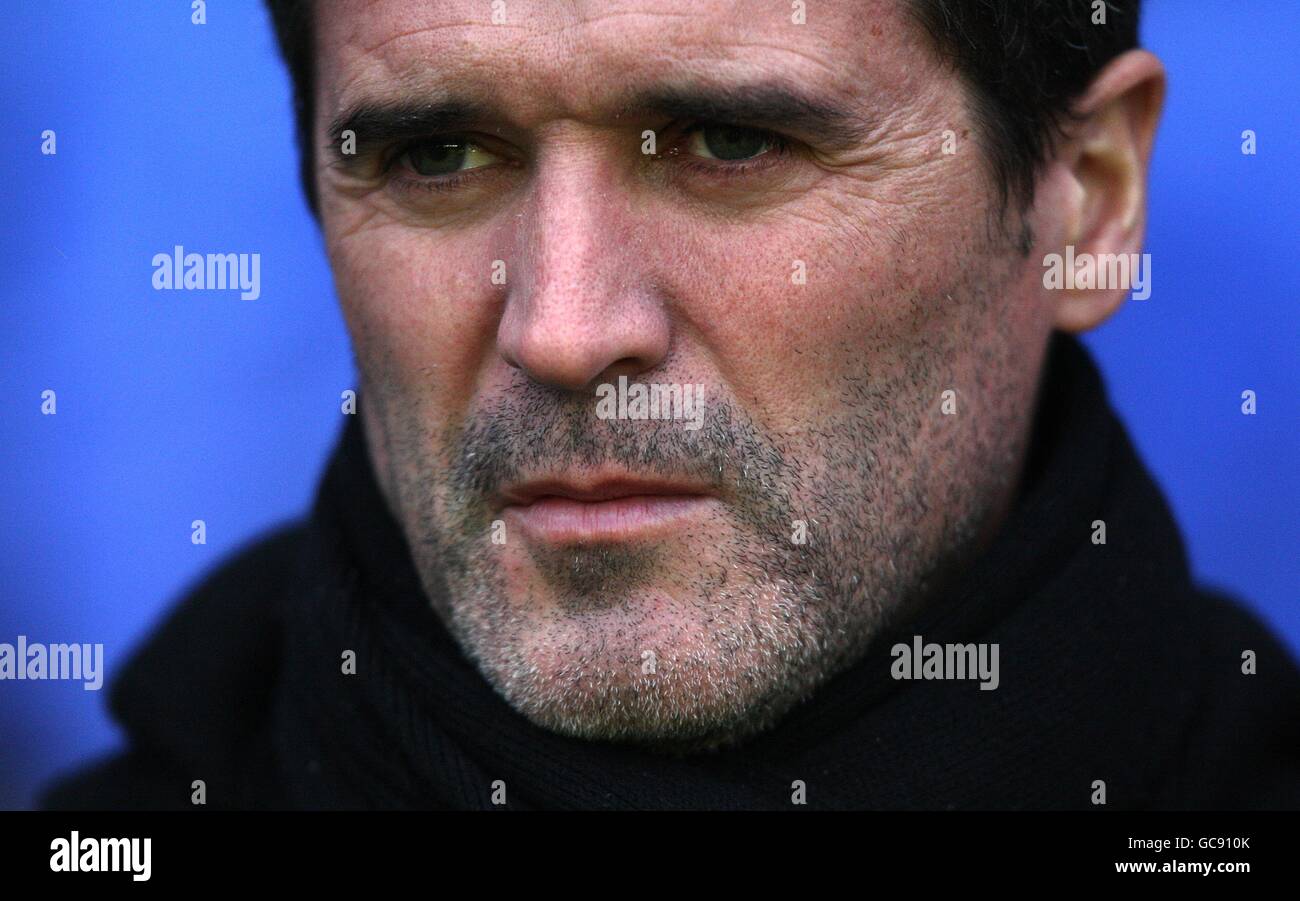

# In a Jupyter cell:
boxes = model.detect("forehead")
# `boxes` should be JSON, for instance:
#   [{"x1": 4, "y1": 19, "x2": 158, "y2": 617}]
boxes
[{"x1": 314, "y1": 0, "x2": 933, "y2": 126}]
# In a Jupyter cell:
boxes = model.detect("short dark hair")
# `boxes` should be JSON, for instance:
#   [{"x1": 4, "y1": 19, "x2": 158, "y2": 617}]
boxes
[
  {"x1": 264, "y1": 0, "x2": 1140, "y2": 220},
  {"x1": 265, "y1": 0, "x2": 316, "y2": 214},
  {"x1": 906, "y1": 0, "x2": 1141, "y2": 216}
]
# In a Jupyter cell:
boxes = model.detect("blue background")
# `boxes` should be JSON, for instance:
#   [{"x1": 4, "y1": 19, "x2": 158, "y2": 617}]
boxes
[{"x1": 1, "y1": 1, "x2": 1296, "y2": 809}]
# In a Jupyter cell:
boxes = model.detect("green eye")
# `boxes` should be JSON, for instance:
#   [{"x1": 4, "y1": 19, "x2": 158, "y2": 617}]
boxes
[
  {"x1": 402, "y1": 138, "x2": 498, "y2": 177},
  {"x1": 687, "y1": 124, "x2": 775, "y2": 161}
]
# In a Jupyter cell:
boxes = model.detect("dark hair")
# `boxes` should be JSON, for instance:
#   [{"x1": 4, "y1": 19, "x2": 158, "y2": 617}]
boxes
[
  {"x1": 906, "y1": 0, "x2": 1141, "y2": 217},
  {"x1": 264, "y1": 0, "x2": 1140, "y2": 221},
  {"x1": 265, "y1": 0, "x2": 316, "y2": 213}
]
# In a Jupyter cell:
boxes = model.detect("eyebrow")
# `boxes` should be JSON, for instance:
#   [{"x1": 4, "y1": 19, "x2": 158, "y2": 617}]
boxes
[
  {"x1": 326, "y1": 98, "x2": 493, "y2": 166},
  {"x1": 325, "y1": 80, "x2": 872, "y2": 166},
  {"x1": 616, "y1": 82, "x2": 873, "y2": 149}
]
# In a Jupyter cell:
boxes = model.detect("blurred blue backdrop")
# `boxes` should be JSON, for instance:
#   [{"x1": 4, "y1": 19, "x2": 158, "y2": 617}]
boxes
[{"x1": 1, "y1": 1, "x2": 1296, "y2": 809}]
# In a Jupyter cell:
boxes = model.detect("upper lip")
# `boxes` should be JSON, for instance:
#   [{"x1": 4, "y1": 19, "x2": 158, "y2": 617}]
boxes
[{"x1": 498, "y1": 472, "x2": 715, "y2": 507}]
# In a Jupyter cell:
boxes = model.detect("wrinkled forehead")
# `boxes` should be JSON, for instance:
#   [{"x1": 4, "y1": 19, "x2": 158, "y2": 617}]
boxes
[{"x1": 314, "y1": 0, "x2": 935, "y2": 130}]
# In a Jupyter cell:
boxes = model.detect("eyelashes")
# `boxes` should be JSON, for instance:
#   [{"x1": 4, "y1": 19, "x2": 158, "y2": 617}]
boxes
[
  {"x1": 382, "y1": 136, "x2": 506, "y2": 195},
  {"x1": 667, "y1": 122, "x2": 793, "y2": 179},
  {"x1": 379, "y1": 121, "x2": 797, "y2": 198}
]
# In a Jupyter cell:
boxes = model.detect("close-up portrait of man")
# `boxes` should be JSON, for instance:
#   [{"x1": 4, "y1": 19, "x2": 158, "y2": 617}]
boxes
[{"x1": 11, "y1": 0, "x2": 1297, "y2": 820}]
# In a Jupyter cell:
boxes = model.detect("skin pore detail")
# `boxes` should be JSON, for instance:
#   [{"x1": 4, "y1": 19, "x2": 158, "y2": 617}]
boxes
[{"x1": 320, "y1": 0, "x2": 1059, "y2": 752}]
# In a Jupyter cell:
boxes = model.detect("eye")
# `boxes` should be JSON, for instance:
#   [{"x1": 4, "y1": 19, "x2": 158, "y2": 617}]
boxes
[
  {"x1": 398, "y1": 137, "x2": 500, "y2": 177},
  {"x1": 685, "y1": 124, "x2": 778, "y2": 161}
]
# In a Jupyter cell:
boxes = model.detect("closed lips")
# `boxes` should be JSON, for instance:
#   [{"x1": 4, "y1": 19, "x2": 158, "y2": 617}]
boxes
[{"x1": 499, "y1": 475, "x2": 716, "y2": 542}]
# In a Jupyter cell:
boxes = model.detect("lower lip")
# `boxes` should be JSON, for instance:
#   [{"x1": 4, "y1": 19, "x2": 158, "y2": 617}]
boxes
[{"x1": 504, "y1": 495, "x2": 713, "y2": 543}]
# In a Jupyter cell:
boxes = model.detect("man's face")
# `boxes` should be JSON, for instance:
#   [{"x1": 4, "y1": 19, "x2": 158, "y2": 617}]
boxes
[{"x1": 313, "y1": 0, "x2": 1058, "y2": 749}]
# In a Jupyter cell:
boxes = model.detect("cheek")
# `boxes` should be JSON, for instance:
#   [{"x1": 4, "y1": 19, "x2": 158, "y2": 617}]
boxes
[
  {"x1": 324, "y1": 218, "x2": 506, "y2": 407},
  {"x1": 650, "y1": 190, "x2": 986, "y2": 432}
]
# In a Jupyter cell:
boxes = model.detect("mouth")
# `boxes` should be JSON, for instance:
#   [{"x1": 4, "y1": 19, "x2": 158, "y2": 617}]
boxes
[{"x1": 498, "y1": 473, "x2": 717, "y2": 544}]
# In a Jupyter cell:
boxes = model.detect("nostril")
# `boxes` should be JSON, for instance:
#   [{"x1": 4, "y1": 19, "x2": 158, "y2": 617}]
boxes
[{"x1": 598, "y1": 357, "x2": 650, "y2": 381}]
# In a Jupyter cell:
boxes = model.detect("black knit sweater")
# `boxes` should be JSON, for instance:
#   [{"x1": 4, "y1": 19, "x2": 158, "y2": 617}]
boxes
[{"x1": 42, "y1": 334, "x2": 1300, "y2": 809}]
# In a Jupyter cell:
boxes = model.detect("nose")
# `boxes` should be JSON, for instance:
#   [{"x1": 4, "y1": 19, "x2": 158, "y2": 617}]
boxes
[{"x1": 496, "y1": 159, "x2": 671, "y2": 391}]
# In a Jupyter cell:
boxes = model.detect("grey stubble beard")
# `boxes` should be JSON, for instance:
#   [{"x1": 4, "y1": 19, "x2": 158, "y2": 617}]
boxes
[{"x1": 356, "y1": 233, "x2": 1030, "y2": 753}]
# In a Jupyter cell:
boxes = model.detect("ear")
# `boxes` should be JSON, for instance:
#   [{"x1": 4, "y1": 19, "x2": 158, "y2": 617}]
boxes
[{"x1": 1047, "y1": 49, "x2": 1165, "y2": 333}]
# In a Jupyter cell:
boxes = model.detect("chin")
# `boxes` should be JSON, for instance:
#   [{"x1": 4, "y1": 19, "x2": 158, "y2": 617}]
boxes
[{"x1": 450, "y1": 583, "x2": 821, "y2": 750}]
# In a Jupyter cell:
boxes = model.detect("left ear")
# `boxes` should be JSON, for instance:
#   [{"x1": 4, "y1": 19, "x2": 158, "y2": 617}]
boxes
[{"x1": 1048, "y1": 49, "x2": 1165, "y2": 333}]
